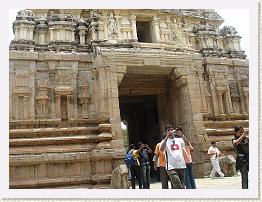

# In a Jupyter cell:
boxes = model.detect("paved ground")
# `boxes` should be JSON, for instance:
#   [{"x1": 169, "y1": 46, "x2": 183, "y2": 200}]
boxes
[{"x1": 149, "y1": 174, "x2": 241, "y2": 189}]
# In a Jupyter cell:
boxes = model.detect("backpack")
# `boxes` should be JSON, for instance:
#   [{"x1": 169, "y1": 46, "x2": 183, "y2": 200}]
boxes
[{"x1": 125, "y1": 150, "x2": 137, "y2": 166}]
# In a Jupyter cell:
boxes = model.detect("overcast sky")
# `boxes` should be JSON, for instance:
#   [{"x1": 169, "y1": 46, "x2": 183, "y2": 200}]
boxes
[{"x1": 8, "y1": 9, "x2": 250, "y2": 58}]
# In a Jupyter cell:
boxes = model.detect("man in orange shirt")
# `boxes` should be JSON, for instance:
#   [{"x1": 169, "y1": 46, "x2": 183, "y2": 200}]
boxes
[{"x1": 154, "y1": 133, "x2": 173, "y2": 189}]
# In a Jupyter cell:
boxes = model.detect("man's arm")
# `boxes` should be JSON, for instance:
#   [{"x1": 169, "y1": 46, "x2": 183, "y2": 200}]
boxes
[
  {"x1": 145, "y1": 144, "x2": 153, "y2": 153},
  {"x1": 160, "y1": 138, "x2": 167, "y2": 152},
  {"x1": 233, "y1": 132, "x2": 247, "y2": 146},
  {"x1": 153, "y1": 154, "x2": 159, "y2": 170}
]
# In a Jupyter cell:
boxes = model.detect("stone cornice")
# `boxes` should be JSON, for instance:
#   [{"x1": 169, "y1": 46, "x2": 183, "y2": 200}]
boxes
[{"x1": 9, "y1": 50, "x2": 93, "y2": 62}]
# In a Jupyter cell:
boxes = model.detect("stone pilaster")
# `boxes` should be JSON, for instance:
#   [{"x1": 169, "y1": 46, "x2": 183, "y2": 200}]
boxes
[{"x1": 130, "y1": 15, "x2": 138, "y2": 41}]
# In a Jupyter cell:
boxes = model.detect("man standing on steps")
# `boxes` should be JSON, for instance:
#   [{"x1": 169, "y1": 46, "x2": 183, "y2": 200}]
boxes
[
  {"x1": 160, "y1": 124, "x2": 186, "y2": 189},
  {"x1": 207, "y1": 141, "x2": 225, "y2": 179}
]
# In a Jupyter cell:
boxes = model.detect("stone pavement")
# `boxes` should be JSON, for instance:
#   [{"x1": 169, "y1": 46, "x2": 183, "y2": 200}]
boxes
[{"x1": 150, "y1": 174, "x2": 242, "y2": 189}]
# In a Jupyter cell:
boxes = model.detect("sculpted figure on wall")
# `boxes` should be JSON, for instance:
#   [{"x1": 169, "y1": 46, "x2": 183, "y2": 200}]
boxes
[{"x1": 108, "y1": 12, "x2": 118, "y2": 39}]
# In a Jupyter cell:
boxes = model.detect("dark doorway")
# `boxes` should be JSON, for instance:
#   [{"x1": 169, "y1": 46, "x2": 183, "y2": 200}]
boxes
[
  {"x1": 119, "y1": 95, "x2": 161, "y2": 182},
  {"x1": 136, "y1": 21, "x2": 152, "y2": 43},
  {"x1": 119, "y1": 95, "x2": 161, "y2": 149},
  {"x1": 60, "y1": 96, "x2": 68, "y2": 120}
]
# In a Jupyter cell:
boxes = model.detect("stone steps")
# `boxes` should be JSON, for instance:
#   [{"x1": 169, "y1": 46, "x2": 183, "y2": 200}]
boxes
[
  {"x1": 10, "y1": 135, "x2": 98, "y2": 147},
  {"x1": 10, "y1": 127, "x2": 98, "y2": 139},
  {"x1": 10, "y1": 144, "x2": 94, "y2": 155},
  {"x1": 9, "y1": 174, "x2": 111, "y2": 189},
  {"x1": 203, "y1": 120, "x2": 249, "y2": 129}
]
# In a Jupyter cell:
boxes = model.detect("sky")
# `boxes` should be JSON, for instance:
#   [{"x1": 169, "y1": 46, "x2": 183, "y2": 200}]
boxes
[{"x1": 9, "y1": 9, "x2": 250, "y2": 58}]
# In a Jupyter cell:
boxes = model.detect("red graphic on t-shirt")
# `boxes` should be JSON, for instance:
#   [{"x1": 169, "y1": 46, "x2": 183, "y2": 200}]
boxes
[{"x1": 170, "y1": 143, "x2": 180, "y2": 151}]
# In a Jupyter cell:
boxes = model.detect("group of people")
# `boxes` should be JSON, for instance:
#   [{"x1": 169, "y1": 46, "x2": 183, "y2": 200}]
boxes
[
  {"x1": 125, "y1": 124, "x2": 249, "y2": 189},
  {"x1": 126, "y1": 125, "x2": 196, "y2": 189},
  {"x1": 125, "y1": 142, "x2": 153, "y2": 189},
  {"x1": 207, "y1": 126, "x2": 249, "y2": 189}
]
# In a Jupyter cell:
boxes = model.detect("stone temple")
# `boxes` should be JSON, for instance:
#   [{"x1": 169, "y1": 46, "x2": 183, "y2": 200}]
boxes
[{"x1": 9, "y1": 9, "x2": 249, "y2": 188}]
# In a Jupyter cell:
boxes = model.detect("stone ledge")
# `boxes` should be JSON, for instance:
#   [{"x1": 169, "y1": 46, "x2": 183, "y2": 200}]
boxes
[
  {"x1": 203, "y1": 120, "x2": 249, "y2": 128},
  {"x1": 10, "y1": 126, "x2": 98, "y2": 139},
  {"x1": 10, "y1": 135, "x2": 98, "y2": 147},
  {"x1": 9, "y1": 175, "x2": 92, "y2": 189},
  {"x1": 10, "y1": 144, "x2": 94, "y2": 155},
  {"x1": 10, "y1": 151, "x2": 91, "y2": 165}
]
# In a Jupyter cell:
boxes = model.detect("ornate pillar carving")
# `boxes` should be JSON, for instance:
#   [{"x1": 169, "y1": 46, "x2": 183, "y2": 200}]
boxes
[
  {"x1": 217, "y1": 93, "x2": 224, "y2": 114},
  {"x1": 23, "y1": 96, "x2": 29, "y2": 119},
  {"x1": 67, "y1": 95, "x2": 73, "y2": 119},
  {"x1": 130, "y1": 15, "x2": 137, "y2": 41},
  {"x1": 55, "y1": 95, "x2": 61, "y2": 119},
  {"x1": 152, "y1": 16, "x2": 160, "y2": 43}
]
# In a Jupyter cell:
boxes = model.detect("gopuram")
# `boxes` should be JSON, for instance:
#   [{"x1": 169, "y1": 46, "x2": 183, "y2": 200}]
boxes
[{"x1": 9, "y1": 9, "x2": 249, "y2": 188}]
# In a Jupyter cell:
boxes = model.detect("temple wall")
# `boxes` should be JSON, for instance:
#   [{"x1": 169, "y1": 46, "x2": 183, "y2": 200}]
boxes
[{"x1": 9, "y1": 9, "x2": 249, "y2": 187}]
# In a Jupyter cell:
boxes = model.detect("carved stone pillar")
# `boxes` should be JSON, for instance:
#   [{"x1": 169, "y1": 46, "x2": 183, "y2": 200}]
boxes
[
  {"x1": 14, "y1": 28, "x2": 19, "y2": 40},
  {"x1": 14, "y1": 96, "x2": 19, "y2": 120},
  {"x1": 226, "y1": 92, "x2": 234, "y2": 113},
  {"x1": 97, "y1": 20, "x2": 104, "y2": 40},
  {"x1": 130, "y1": 15, "x2": 137, "y2": 41},
  {"x1": 243, "y1": 93, "x2": 249, "y2": 113},
  {"x1": 23, "y1": 96, "x2": 29, "y2": 119},
  {"x1": 50, "y1": 28, "x2": 54, "y2": 41},
  {"x1": 217, "y1": 93, "x2": 224, "y2": 114},
  {"x1": 67, "y1": 95, "x2": 73, "y2": 119},
  {"x1": 9, "y1": 72, "x2": 14, "y2": 120},
  {"x1": 152, "y1": 16, "x2": 160, "y2": 43},
  {"x1": 55, "y1": 95, "x2": 61, "y2": 119},
  {"x1": 29, "y1": 68, "x2": 36, "y2": 119},
  {"x1": 71, "y1": 29, "x2": 75, "y2": 42},
  {"x1": 106, "y1": 66, "x2": 124, "y2": 149},
  {"x1": 79, "y1": 29, "x2": 86, "y2": 45}
]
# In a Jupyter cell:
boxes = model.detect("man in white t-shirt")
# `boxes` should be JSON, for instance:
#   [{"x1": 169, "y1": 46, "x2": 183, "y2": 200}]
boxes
[
  {"x1": 207, "y1": 141, "x2": 225, "y2": 179},
  {"x1": 160, "y1": 124, "x2": 186, "y2": 189}
]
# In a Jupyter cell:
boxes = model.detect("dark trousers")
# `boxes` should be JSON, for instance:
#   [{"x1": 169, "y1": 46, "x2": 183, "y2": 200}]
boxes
[
  {"x1": 240, "y1": 163, "x2": 248, "y2": 189},
  {"x1": 167, "y1": 168, "x2": 185, "y2": 189},
  {"x1": 160, "y1": 166, "x2": 174, "y2": 189},
  {"x1": 130, "y1": 165, "x2": 142, "y2": 189},
  {"x1": 184, "y1": 163, "x2": 196, "y2": 189},
  {"x1": 141, "y1": 162, "x2": 151, "y2": 189}
]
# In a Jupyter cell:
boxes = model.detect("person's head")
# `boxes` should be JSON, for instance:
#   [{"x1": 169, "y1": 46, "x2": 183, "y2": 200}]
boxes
[
  {"x1": 234, "y1": 126, "x2": 244, "y2": 137},
  {"x1": 165, "y1": 124, "x2": 175, "y2": 138},
  {"x1": 175, "y1": 126, "x2": 183, "y2": 136},
  {"x1": 138, "y1": 141, "x2": 144, "y2": 149},
  {"x1": 211, "y1": 141, "x2": 216, "y2": 147},
  {"x1": 165, "y1": 124, "x2": 175, "y2": 132},
  {"x1": 129, "y1": 144, "x2": 135, "y2": 150}
]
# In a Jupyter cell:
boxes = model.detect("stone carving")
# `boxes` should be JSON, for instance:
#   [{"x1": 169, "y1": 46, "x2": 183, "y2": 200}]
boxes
[
  {"x1": 110, "y1": 164, "x2": 129, "y2": 189},
  {"x1": 55, "y1": 70, "x2": 72, "y2": 86},
  {"x1": 16, "y1": 10, "x2": 34, "y2": 19},
  {"x1": 219, "y1": 155, "x2": 237, "y2": 177},
  {"x1": 36, "y1": 80, "x2": 50, "y2": 118},
  {"x1": 108, "y1": 12, "x2": 118, "y2": 39}
]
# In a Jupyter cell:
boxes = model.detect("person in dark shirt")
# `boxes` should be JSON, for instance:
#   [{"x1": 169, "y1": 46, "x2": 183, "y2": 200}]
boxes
[
  {"x1": 232, "y1": 126, "x2": 249, "y2": 189},
  {"x1": 138, "y1": 141, "x2": 152, "y2": 189}
]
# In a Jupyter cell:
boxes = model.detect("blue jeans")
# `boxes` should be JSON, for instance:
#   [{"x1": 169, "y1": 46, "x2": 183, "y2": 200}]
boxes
[
  {"x1": 184, "y1": 163, "x2": 196, "y2": 189},
  {"x1": 141, "y1": 162, "x2": 150, "y2": 189}
]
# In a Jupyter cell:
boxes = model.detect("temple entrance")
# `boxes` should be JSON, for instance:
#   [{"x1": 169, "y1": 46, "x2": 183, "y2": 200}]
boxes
[
  {"x1": 119, "y1": 95, "x2": 161, "y2": 182},
  {"x1": 119, "y1": 95, "x2": 161, "y2": 151},
  {"x1": 60, "y1": 95, "x2": 68, "y2": 120}
]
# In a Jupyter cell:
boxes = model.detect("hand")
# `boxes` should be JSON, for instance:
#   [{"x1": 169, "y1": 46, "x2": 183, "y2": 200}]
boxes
[{"x1": 153, "y1": 164, "x2": 157, "y2": 171}]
